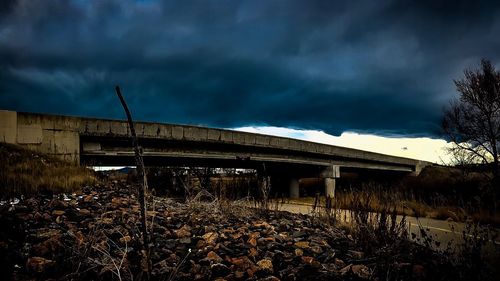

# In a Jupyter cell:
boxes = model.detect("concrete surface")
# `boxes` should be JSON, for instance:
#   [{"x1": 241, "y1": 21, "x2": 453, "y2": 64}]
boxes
[
  {"x1": 0, "y1": 110, "x2": 429, "y2": 171},
  {"x1": 0, "y1": 110, "x2": 17, "y2": 144}
]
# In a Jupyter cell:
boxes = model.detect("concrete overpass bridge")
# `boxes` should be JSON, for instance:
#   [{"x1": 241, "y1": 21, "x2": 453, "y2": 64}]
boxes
[{"x1": 0, "y1": 110, "x2": 430, "y2": 198}]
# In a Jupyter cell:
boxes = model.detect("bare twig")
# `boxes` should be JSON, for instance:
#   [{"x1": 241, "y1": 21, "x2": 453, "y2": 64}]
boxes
[
  {"x1": 115, "y1": 86, "x2": 151, "y2": 277},
  {"x1": 166, "y1": 248, "x2": 191, "y2": 281}
]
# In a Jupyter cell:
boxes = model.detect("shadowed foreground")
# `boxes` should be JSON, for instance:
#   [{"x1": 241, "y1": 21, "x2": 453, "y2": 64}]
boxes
[{"x1": 0, "y1": 180, "x2": 474, "y2": 281}]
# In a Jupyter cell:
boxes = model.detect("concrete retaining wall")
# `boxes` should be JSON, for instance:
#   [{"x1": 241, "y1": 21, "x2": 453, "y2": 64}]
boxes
[
  {"x1": 0, "y1": 110, "x2": 80, "y2": 163},
  {"x1": 0, "y1": 110, "x2": 17, "y2": 143}
]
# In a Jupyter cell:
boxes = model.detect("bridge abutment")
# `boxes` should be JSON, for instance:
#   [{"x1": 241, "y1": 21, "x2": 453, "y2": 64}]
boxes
[{"x1": 0, "y1": 110, "x2": 81, "y2": 163}]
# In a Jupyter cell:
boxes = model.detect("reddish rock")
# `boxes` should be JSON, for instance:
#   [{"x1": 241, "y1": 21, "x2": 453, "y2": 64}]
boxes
[
  {"x1": 166, "y1": 253, "x2": 181, "y2": 265},
  {"x1": 334, "y1": 258, "x2": 346, "y2": 268},
  {"x1": 253, "y1": 221, "x2": 272, "y2": 229},
  {"x1": 234, "y1": 271, "x2": 245, "y2": 279},
  {"x1": 42, "y1": 212, "x2": 51, "y2": 221},
  {"x1": 119, "y1": 235, "x2": 132, "y2": 244},
  {"x1": 231, "y1": 232, "x2": 242, "y2": 240},
  {"x1": 231, "y1": 256, "x2": 255, "y2": 271},
  {"x1": 340, "y1": 264, "x2": 371, "y2": 279},
  {"x1": 32, "y1": 236, "x2": 62, "y2": 256},
  {"x1": 247, "y1": 237, "x2": 257, "y2": 247},
  {"x1": 78, "y1": 208, "x2": 91, "y2": 216},
  {"x1": 207, "y1": 251, "x2": 223, "y2": 263},
  {"x1": 310, "y1": 245, "x2": 322, "y2": 254},
  {"x1": 33, "y1": 212, "x2": 43, "y2": 221},
  {"x1": 249, "y1": 247, "x2": 259, "y2": 257},
  {"x1": 175, "y1": 225, "x2": 192, "y2": 238},
  {"x1": 256, "y1": 259, "x2": 273, "y2": 273},
  {"x1": 294, "y1": 241, "x2": 310, "y2": 249},
  {"x1": 99, "y1": 217, "x2": 113, "y2": 224},
  {"x1": 248, "y1": 232, "x2": 260, "y2": 239},
  {"x1": 26, "y1": 257, "x2": 55, "y2": 273},
  {"x1": 301, "y1": 256, "x2": 314, "y2": 264},
  {"x1": 211, "y1": 263, "x2": 230, "y2": 278},
  {"x1": 202, "y1": 232, "x2": 219, "y2": 245},
  {"x1": 196, "y1": 239, "x2": 207, "y2": 248},
  {"x1": 352, "y1": 264, "x2": 371, "y2": 279},
  {"x1": 51, "y1": 210, "x2": 65, "y2": 216}
]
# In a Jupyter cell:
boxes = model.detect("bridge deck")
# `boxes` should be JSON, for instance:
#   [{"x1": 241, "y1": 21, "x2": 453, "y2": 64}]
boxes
[{"x1": 1, "y1": 110, "x2": 429, "y2": 175}]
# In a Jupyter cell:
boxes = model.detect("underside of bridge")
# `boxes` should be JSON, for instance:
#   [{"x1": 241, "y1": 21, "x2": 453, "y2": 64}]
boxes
[
  {"x1": 80, "y1": 136, "x2": 340, "y2": 198},
  {"x1": 79, "y1": 135, "x2": 413, "y2": 199}
]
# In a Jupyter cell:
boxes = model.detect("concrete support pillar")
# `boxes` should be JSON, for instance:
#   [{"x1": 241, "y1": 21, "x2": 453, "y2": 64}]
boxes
[
  {"x1": 321, "y1": 165, "x2": 340, "y2": 198},
  {"x1": 289, "y1": 178, "x2": 300, "y2": 199},
  {"x1": 324, "y1": 178, "x2": 336, "y2": 198}
]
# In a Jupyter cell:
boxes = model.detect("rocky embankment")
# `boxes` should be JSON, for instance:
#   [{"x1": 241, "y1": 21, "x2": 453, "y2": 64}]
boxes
[{"x1": 0, "y1": 181, "x2": 453, "y2": 280}]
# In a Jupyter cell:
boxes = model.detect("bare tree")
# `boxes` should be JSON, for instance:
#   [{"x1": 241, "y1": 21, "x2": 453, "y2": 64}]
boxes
[{"x1": 442, "y1": 59, "x2": 500, "y2": 184}]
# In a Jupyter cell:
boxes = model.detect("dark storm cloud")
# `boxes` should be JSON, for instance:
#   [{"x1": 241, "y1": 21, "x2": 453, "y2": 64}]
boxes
[{"x1": 1, "y1": 0, "x2": 500, "y2": 137}]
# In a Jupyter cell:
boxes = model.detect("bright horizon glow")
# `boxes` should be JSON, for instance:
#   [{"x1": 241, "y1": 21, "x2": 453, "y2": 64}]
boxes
[
  {"x1": 92, "y1": 166, "x2": 129, "y2": 171},
  {"x1": 233, "y1": 126, "x2": 453, "y2": 164}
]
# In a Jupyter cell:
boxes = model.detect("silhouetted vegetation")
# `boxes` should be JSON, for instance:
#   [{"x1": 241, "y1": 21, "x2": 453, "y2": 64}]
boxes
[{"x1": 442, "y1": 58, "x2": 500, "y2": 192}]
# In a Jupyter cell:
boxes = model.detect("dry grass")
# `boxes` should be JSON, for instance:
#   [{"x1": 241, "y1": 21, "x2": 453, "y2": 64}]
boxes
[
  {"x1": 292, "y1": 190, "x2": 500, "y2": 226},
  {"x1": 0, "y1": 143, "x2": 95, "y2": 198},
  {"x1": 311, "y1": 188, "x2": 496, "y2": 281}
]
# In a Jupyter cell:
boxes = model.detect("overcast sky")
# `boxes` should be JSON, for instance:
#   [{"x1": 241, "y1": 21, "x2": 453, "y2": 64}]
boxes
[{"x1": 1, "y1": 0, "x2": 500, "y2": 161}]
